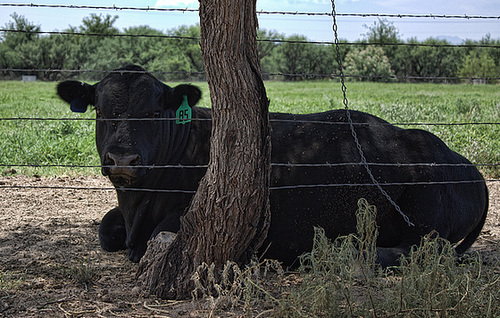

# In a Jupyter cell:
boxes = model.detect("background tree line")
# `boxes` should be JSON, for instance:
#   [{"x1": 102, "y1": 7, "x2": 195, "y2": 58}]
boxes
[{"x1": 0, "y1": 13, "x2": 499, "y2": 82}]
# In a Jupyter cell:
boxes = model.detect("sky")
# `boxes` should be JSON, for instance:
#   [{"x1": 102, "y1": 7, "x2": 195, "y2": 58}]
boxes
[{"x1": 0, "y1": 0, "x2": 499, "y2": 43}]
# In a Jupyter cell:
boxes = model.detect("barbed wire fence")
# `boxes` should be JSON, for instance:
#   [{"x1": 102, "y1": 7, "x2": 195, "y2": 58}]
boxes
[
  {"x1": 2, "y1": 3, "x2": 500, "y2": 19},
  {"x1": 0, "y1": 2, "x2": 499, "y2": 193}
]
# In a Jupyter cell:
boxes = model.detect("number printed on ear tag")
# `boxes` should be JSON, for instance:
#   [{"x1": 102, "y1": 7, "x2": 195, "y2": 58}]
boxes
[{"x1": 176, "y1": 95, "x2": 192, "y2": 124}]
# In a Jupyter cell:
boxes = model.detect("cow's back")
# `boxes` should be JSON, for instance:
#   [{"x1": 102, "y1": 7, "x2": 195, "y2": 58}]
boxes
[{"x1": 263, "y1": 109, "x2": 486, "y2": 265}]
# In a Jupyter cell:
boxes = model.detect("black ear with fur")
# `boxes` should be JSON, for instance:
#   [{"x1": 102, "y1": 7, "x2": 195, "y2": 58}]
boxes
[
  {"x1": 57, "y1": 81, "x2": 96, "y2": 113},
  {"x1": 166, "y1": 84, "x2": 202, "y2": 109}
]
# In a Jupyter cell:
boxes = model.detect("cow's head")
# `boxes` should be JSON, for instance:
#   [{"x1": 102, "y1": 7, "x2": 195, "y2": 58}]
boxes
[{"x1": 57, "y1": 65, "x2": 202, "y2": 187}]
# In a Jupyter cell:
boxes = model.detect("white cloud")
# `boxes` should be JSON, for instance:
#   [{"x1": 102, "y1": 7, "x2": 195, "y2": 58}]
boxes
[{"x1": 154, "y1": 0, "x2": 198, "y2": 7}]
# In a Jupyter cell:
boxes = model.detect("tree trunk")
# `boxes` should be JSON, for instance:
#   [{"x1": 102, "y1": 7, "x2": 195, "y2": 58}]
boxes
[{"x1": 136, "y1": 0, "x2": 271, "y2": 299}]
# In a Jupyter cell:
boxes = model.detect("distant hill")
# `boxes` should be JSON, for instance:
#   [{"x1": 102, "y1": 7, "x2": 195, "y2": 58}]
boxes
[{"x1": 435, "y1": 35, "x2": 464, "y2": 45}]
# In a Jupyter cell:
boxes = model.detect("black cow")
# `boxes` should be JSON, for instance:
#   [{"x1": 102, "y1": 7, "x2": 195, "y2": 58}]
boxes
[{"x1": 57, "y1": 65, "x2": 488, "y2": 267}]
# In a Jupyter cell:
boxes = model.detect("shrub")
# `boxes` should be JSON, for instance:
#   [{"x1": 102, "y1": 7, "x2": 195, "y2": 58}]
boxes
[
  {"x1": 344, "y1": 46, "x2": 396, "y2": 82},
  {"x1": 458, "y1": 50, "x2": 498, "y2": 84}
]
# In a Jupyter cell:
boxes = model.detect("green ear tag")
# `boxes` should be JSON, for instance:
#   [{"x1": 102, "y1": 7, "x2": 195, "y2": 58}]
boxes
[{"x1": 176, "y1": 95, "x2": 192, "y2": 124}]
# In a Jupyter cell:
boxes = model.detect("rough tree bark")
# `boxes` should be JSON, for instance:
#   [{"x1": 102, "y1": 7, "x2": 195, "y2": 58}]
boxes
[{"x1": 136, "y1": 0, "x2": 271, "y2": 299}]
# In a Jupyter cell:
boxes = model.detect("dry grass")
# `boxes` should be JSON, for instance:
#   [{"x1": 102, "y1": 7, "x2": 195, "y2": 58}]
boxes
[{"x1": 192, "y1": 198, "x2": 500, "y2": 317}]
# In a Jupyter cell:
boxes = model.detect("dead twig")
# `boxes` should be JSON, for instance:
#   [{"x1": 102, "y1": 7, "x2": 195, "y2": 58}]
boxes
[
  {"x1": 143, "y1": 300, "x2": 184, "y2": 315},
  {"x1": 57, "y1": 302, "x2": 97, "y2": 317},
  {"x1": 37, "y1": 297, "x2": 72, "y2": 309}
]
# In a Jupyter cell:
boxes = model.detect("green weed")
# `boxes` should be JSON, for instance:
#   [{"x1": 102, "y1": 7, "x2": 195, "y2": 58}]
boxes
[
  {"x1": 191, "y1": 198, "x2": 499, "y2": 317},
  {"x1": 67, "y1": 255, "x2": 101, "y2": 289},
  {"x1": 0, "y1": 269, "x2": 23, "y2": 291},
  {"x1": 272, "y1": 199, "x2": 499, "y2": 317}
]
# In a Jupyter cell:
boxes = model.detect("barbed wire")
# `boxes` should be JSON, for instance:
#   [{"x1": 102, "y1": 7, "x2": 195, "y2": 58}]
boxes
[
  {"x1": 1, "y1": 162, "x2": 499, "y2": 170},
  {"x1": 1, "y1": 3, "x2": 499, "y2": 19},
  {"x1": 1, "y1": 179, "x2": 498, "y2": 195},
  {"x1": 0, "y1": 184, "x2": 195, "y2": 193},
  {"x1": 259, "y1": 11, "x2": 500, "y2": 19},
  {"x1": 1, "y1": 3, "x2": 498, "y2": 196},
  {"x1": 1, "y1": 116, "x2": 500, "y2": 128},
  {"x1": 264, "y1": 73, "x2": 500, "y2": 81},
  {"x1": 0, "y1": 29, "x2": 199, "y2": 41},
  {"x1": 2, "y1": 29, "x2": 499, "y2": 49},
  {"x1": 0, "y1": 3, "x2": 198, "y2": 13},
  {"x1": 2, "y1": 68, "x2": 500, "y2": 82},
  {"x1": 271, "y1": 179, "x2": 496, "y2": 191},
  {"x1": 259, "y1": 37, "x2": 500, "y2": 48}
]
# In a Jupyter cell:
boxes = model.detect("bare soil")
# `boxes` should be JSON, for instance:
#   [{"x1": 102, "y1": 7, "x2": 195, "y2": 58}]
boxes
[{"x1": 1, "y1": 175, "x2": 499, "y2": 317}]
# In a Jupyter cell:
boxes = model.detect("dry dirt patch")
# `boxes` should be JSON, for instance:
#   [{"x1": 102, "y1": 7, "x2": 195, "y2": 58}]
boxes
[
  {"x1": 1, "y1": 175, "x2": 499, "y2": 317},
  {"x1": 0, "y1": 176, "x2": 214, "y2": 317}
]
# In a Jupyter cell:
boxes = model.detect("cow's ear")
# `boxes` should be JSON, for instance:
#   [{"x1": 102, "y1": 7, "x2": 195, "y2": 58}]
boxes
[
  {"x1": 166, "y1": 84, "x2": 201, "y2": 109},
  {"x1": 57, "y1": 81, "x2": 96, "y2": 113}
]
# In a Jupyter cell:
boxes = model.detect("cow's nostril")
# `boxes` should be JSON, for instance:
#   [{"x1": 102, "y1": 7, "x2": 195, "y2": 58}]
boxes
[
  {"x1": 130, "y1": 155, "x2": 142, "y2": 166},
  {"x1": 104, "y1": 152, "x2": 114, "y2": 166},
  {"x1": 105, "y1": 152, "x2": 141, "y2": 167}
]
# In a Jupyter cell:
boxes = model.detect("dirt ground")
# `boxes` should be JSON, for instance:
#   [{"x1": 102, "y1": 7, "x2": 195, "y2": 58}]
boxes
[{"x1": 0, "y1": 175, "x2": 499, "y2": 317}]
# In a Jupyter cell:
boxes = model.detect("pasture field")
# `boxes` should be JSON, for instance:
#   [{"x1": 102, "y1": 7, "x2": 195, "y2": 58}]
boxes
[
  {"x1": 0, "y1": 80, "x2": 499, "y2": 177},
  {"x1": 0, "y1": 80, "x2": 499, "y2": 316}
]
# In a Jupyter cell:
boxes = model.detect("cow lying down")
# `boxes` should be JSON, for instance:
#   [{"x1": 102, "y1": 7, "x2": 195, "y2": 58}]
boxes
[{"x1": 57, "y1": 65, "x2": 488, "y2": 267}]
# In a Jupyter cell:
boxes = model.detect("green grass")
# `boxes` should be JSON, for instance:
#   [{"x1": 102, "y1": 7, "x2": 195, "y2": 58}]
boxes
[
  {"x1": 0, "y1": 80, "x2": 499, "y2": 176},
  {"x1": 0, "y1": 81, "x2": 98, "y2": 175}
]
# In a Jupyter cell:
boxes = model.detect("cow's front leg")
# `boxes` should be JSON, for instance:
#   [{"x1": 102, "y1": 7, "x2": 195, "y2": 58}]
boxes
[{"x1": 99, "y1": 207, "x2": 127, "y2": 252}]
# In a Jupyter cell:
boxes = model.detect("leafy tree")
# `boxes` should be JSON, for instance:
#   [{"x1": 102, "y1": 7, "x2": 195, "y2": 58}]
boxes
[
  {"x1": 167, "y1": 24, "x2": 204, "y2": 79},
  {"x1": 257, "y1": 29, "x2": 284, "y2": 78},
  {"x1": 398, "y1": 38, "x2": 462, "y2": 82},
  {"x1": 361, "y1": 18, "x2": 403, "y2": 77},
  {"x1": 0, "y1": 13, "x2": 40, "y2": 48},
  {"x1": 277, "y1": 35, "x2": 308, "y2": 80},
  {"x1": 0, "y1": 13, "x2": 42, "y2": 78},
  {"x1": 64, "y1": 14, "x2": 119, "y2": 79},
  {"x1": 0, "y1": 13, "x2": 66, "y2": 79},
  {"x1": 1, "y1": 11, "x2": 498, "y2": 83},
  {"x1": 278, "y1": 35, "x2": 334, "y2": 80},
  {"x1": 79, "y1": 14, "x2": 118, "y2": 35},
  {"x1": 344, "y1": 46, "x2": 395, "y2": 82},
  {"x1": 90, "y1": 24, "x2": 204, "y2": 81},
  {"x1": 362, "y1": 18, "x2": 400, "y2": 44},
  {"x1": 86, "y1": 26, "x2": 166, "y2": 75},
  {"x1": 458, "y1": 50, "x2": 498, "y2": 83},
  {"x1": 464, "y1": 34, "x2": 500, "y2": 73},
  {"x1": 257, "y1": 29, "x2": 284, "y2": 60}
]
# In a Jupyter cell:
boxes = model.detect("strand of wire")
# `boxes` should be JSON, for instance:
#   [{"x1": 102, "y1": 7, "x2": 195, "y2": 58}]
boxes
[
  {"x1": 1, "y1": 162, "x2": 499, "y2": 170},
  {"x1": 0, "y1": 116, "x2": 496, "y2": 125},
  {"x1": 3, "y1": 68, "x2": 500, "y2": 81},
  {"x1": 2, "y1": 179, "x2": 497, "y2": 194},
  {"x1": 2, "y1": 116, "x2": 500, "y2": 128},
  {"x1": 263, "y1": 73, "x2": 500, "y2": 80},
  {"x1": 0, "y1": 68, "x2": 205, "y2": 77},
  {"x1": 0, "y1": 3, "x2": 197, "y2": 12},
  {"x1": 331, "y1": 0, "x2": 414, "y2": 227},
  {"x1": 2, "y1": 29, "x2": 500, "y2": 49},
  {"x1": 1, "y1": 3, "x2": 499, "y2": 19}
]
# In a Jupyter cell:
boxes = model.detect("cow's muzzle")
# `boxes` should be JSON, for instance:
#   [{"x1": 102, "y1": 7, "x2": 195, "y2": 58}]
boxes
[{"x1": 102, "y1": 152, "x2": 142, "y2": 186}]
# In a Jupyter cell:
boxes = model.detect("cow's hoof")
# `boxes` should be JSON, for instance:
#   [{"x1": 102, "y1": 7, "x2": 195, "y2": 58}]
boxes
[{"x1": 99, "y1": 207, "x2": 127, "y2": 252}]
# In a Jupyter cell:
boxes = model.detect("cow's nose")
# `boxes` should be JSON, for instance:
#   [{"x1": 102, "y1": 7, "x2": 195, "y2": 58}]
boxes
[
  {"x1": 102, "y1": 152, "x2": 142, "y2": 178},
  {"x1": 105, "y1": 152, "x2": 142, "y2": 167}
]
